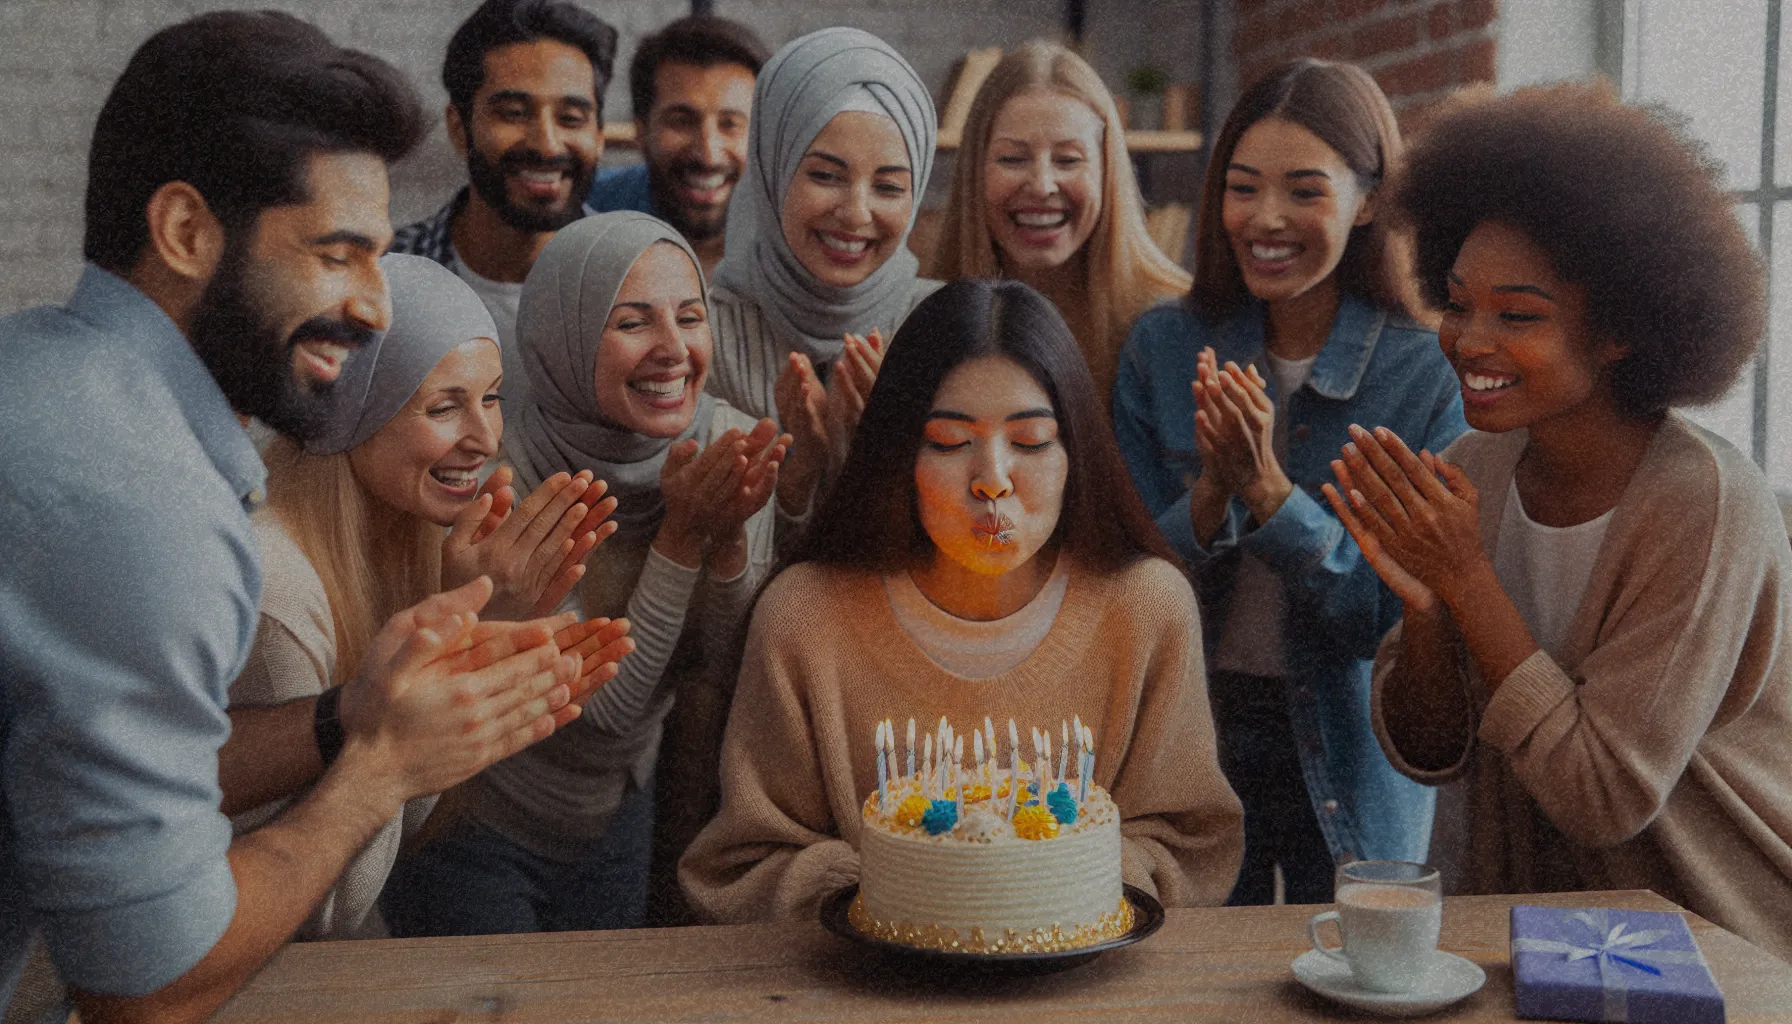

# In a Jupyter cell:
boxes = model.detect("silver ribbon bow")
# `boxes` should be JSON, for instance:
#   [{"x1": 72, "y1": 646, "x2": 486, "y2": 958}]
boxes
[{"x1": 1512, "y1": 909, "x2": 1709, "y2": 1022}]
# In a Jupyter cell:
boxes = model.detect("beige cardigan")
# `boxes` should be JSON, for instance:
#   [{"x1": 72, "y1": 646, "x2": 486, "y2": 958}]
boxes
[
  {"x1": 230, "y1": 513, "x2": 435, "y2": 940},
  {"x1": 1371, "y1": 415, "x2": 1792, "y2": 960},
  {"x1": 679, "y1": 555, "x2": 1244, "y2": 923}
]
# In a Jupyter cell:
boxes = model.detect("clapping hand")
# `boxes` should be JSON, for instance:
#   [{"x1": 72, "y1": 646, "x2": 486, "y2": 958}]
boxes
[
  {"x1": 655, "y1": 421, "x2": 790, "y2": 571},
  {"x1": 337, "y1": 577, "x2": 586, "y2": 802},
  {"x1": 1191, "y1": 347, "x2": 1293, "y2": 521},
  {"x1": 550, "y1": 615, "x2": 636, "y2": 724},
  {"x1": 442, "y1": 466, "x2": 618, "y2": 620},
  {"x1": 1321, "y1": 424, "x2": 1483, "y2": 612},
  {"x1": 825, "y1": 327, "x2": 884, "y2": 461}
]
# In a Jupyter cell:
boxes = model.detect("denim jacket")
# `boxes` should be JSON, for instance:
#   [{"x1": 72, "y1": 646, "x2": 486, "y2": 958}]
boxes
[{"x1": 1113, "y1": 294, "x2": 1467, "y2": 865}]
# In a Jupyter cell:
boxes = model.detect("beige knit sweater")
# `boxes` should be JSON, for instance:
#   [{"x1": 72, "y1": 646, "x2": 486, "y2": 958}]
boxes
[
  {"x1": 1371, "y1": 415, "x2": 1792, "y2": 960},
  {"x1": 230, "y1": 513, "x2": 436, "y2": 940},
  {"x1": 679, "y1": 555, "x2": 1244, "y2": 923}
]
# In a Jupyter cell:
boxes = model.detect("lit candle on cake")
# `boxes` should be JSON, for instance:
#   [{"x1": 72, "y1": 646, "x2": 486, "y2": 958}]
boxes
[
  {"x1": 972, "y1": 728, "x2": 984, "y2": 796},
  {"x1": 1072, "y1": 715, "x2": 1084, "y2": 794},
  {"x1": 1075, "y1": 720, "x2": 1089, "y2": 799},
  {"x1": 875, "y1": 720, "x2": 888, "y2": 812},
  {"x1": 905, "y1": 718, "x2": 916, "y2": 783},
  {"x1": 923, "y1": 733, "x2": 933, "y2": 797},
  {"x1": 1007, "y1": 719, "x2": 1020, "y2": 820},
  {"x1": 1059, "y1": 720, "x2": 1069, "y2": 786},
  {"x1": 954, "y1": 735, "x2": 965, "y2": 817},
  {"x1": 888, "y1": 720, "x2": 900, "y2": 804}
]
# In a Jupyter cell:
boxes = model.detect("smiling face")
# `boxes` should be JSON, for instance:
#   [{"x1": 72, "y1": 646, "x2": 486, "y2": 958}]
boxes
[
  {"x1": 450, "y1": 38, "x2": 602, "y2": 234},
  {"x1": 640, "y1": 60, "x2": 756, "y2": 243},
  {"x1": 188, "y1": 150, "x2": 393, "y2": 442},
  {"x1": 779, "y1": 110, "x2": 915, "y2": 288},
  {"x1": 982, "y1": 89, "x2": 1105, "y2": 274},
  {"x1": 348, "y1": 337, "x2": 503, "y2": 526},
  {"x1": 914, "y1": 355, "x2": 1068, "y2": 578},
  {"x1": 1222, "y1": 117, "x2": 1374, "y2": 309},
  {"x1": 1439, "y1": 220, "x2": 1618, "y2": 436},
  {"x1": 592, "y1": 241, "x2": 711, "y2": 437}
]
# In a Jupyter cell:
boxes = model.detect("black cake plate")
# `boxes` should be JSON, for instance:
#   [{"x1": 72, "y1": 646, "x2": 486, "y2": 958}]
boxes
[{"x1": 819, "y1": 883, "x2": 1164, "y2": 977}]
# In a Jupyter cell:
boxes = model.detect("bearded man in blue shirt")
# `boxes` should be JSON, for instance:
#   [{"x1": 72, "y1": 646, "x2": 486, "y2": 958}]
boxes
[{"x1": 0, "y1": 12, "x2": 615, "y2": 1022}]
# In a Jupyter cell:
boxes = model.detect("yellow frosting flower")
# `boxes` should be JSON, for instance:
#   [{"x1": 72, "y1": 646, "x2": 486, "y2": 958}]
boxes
[
  {"x1": 895, "y1": 794, "x2": 930, "y2": 828},
  {"x1": 1013, "y1": 804, "x2": 1060, "y2": 840},
  {"x1": 966, "y1": 784, "x2": 993, "y2": 802}
]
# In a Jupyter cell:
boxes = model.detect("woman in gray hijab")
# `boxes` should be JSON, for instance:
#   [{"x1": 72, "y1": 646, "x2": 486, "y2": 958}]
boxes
[
  {"x1": 227, "y1": 254, "x2": 629, "y2": 941},
  {"x1": 380, "y1": 214, "x2": 787, "y2": 935},
  {"x1": 707, "y1": 27, "x2": 939, "y2": 529}
]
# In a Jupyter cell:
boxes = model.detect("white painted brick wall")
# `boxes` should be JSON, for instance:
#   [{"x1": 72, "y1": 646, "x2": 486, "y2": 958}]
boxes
[{"x1": 0, "y1": 0, "x2": 1194, "y2": 313}]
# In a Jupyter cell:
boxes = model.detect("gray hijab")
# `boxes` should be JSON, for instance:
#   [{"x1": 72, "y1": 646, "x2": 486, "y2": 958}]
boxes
[
  {"x1": 710, "y1": 27, "x2": 937, "y2": 364},
  {"x1": 305, "y1": 253, "x2": 499, "y2": 455},
  {"x1": 509, "y1": 212, "x2": 718, "y2": 546}
]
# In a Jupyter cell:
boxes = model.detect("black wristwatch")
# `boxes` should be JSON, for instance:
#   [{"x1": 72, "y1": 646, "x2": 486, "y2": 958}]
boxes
[{"x1": 314, "y1": 686, "x2": 346, "y2": 768}]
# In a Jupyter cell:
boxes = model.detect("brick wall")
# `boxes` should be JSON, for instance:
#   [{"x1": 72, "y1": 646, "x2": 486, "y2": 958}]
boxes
[
  {"x1": 0, "y1": 0, "x2": 1093, "y2": 314},
  {"x1": 1232, "y1": 0, "x2": 1500, "y2": 118}
]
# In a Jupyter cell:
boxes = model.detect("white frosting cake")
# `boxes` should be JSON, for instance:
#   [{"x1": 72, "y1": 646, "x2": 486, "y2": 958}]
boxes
[{"x1": 850, "y1": 767, "x2": 1132, "y2": 954}]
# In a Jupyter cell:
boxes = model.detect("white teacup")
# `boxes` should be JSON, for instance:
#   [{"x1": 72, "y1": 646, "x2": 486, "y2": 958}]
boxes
[{"x1": 1308, "y1": 861, "x2": 1442, "y2": 993}]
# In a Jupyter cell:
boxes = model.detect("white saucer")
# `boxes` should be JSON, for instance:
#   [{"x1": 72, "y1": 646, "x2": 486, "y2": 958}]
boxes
[{"x1": 1292, "y1": 949, "x2": 1486, "y2": 1018}]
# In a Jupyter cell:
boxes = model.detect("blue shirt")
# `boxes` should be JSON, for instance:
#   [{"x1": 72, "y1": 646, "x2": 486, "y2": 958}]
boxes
[
  {"x1": 585, "y1": 163, "x2": 657, "y2": 216},
  {"x1": 0, "y1": 267, "x2": 263, "y2": 1001},
  {"x1": 1113, "y1": 294, "x2": 1467, "y2": 865}
]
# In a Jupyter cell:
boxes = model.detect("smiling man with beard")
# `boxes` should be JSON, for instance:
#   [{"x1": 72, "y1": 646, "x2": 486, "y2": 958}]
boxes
[
  {"x1": 391, "y1": 0, "x2": 617, "y2": 411},
  {"x1": 0, "y1": 11, "x2": 602, "y2": 1023},
  {"x1": 586, "y1": 16, "x2": 769, "y2": 276}
]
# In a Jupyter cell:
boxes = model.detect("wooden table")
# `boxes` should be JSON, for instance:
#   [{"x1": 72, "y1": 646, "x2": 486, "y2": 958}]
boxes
[{"x1": 216, "y1": 890, "x2": 1792, "y2": 1022}]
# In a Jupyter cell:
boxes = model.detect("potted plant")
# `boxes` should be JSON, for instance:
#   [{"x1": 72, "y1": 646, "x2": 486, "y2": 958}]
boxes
[{"x1": 1126, "y1": 65, "x2": 1170, "y2": 130}]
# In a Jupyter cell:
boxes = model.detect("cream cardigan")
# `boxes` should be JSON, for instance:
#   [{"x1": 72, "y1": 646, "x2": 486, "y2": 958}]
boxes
[
  {"x1": 679, "y1": 555, "x2": 1244, "y2": 923},
  {"x1": 1371, "y1": 415, "x2": 1792, "y2": 960},
  {"x1": 229, "y1": 513, "x2": 435, "y2": 940}
]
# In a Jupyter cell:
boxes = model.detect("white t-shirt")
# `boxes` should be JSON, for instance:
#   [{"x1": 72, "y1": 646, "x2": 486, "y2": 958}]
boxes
[
  {"x1": 453, "y1": 260, "x2": 526, "y2": 408},
  {"x1": 1493, "y1": 479, "x2": 1614, "y2": 661},
  {"x1": 1213, "y1": 351, "x2": 1318, "y2": 679},
  {"x1": 883, "y1": 556, "x2": 1070, "y2": 678}
]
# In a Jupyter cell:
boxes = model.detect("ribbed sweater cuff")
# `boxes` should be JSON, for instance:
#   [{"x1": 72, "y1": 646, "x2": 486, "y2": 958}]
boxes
[{"x1": 1478, "y1": 649, "x2": 1576, "y2": 753}]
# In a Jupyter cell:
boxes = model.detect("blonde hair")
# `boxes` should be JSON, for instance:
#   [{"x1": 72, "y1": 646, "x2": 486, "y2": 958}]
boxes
[
  {"x1": 262, "y1": 436, "x2": 442, "y2": 683},
  {"x1": 929, "y1": 40, "x2": 1191, "y2": 401}
]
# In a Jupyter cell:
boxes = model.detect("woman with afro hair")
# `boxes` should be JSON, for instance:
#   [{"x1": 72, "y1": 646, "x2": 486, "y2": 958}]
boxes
[{"x1": 1327, "y1": 82, "x2": 1792, "y2": 959}]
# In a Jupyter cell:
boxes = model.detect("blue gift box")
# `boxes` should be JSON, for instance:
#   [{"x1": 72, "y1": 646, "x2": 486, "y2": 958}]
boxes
[{"x1": 1510, "y1": 905, "x2": 1725, "y2": 1023}]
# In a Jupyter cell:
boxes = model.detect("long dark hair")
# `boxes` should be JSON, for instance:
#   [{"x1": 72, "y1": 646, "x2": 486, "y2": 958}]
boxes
[
  {"x1": 1189, "y1": 58, "x2": 1413, "y2": 321},
  {"x1": 791, "y1": 278, "x2": 1178, "y2": 575}
]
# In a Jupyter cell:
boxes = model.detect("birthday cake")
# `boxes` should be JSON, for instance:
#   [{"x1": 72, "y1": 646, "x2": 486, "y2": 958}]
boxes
[{"x1": 849, "y1": 717, "x2": 1133, "y2": 954}]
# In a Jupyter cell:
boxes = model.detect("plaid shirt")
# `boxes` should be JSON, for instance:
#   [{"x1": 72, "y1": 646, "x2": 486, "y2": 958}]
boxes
[{"x1": 387, "y1": 188, "x2": 466, "y2": 269}]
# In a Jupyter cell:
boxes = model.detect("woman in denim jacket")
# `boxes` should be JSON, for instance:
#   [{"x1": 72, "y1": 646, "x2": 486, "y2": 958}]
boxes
[{"x1": 1112, "y1": 59, "x2": 1466, "y2": 904}]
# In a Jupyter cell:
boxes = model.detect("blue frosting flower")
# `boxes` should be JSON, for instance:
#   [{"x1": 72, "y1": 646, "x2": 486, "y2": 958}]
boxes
[
  {"x1": 1047, "y1": 782, "x2": 1079, "y2": 825},
  {"x1": 921, "y1": 799, "x2": 959, "y2": 835}
]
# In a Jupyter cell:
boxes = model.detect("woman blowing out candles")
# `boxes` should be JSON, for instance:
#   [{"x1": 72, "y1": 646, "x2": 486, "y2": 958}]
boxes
[
  {"x1": 1327, "y1": 83, "x2": 1792, "y2": 960},
  {"x1": 679, "y1": 279, "x2": 1243, "y2": 923}
]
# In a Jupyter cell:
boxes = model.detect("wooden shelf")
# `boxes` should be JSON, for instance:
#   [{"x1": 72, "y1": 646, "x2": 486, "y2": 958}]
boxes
[{"x1": 605, "y1": 122, "x2": 1202, "y2": 154}]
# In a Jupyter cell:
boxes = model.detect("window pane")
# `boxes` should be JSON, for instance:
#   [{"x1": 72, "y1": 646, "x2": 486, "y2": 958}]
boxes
[
  {"x1": 1683, "y1": 204, "x2": 1760, "y2": 454},
  {"x1": 1635, "y1": 0, "x2": 1766, "y2": 191},
  {"x1": 1767, "y1": 202, "x2": 1792, "y2": 492},
  {"x1": 1781, "y1": 3, "x2": 1791, "y2": 186}
]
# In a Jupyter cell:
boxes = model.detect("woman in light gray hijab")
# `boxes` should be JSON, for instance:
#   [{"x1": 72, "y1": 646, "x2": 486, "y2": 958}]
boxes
[
  {"x1": 380, "y1": 214, "x2": 787, "y2": 935},
  {"x1": 230, "y1": 254, "x2": 627, "y2": 941},
  {"x1": 707, "y1": 27, "x2": 940, "y2": 527}
]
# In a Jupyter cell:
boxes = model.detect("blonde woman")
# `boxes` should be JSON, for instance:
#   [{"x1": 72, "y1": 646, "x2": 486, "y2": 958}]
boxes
[
  {"x1": 228, "y1": 255, "x2": 632, "y2": 940},
  {"x1": 929, "y1": 40, "x2": 1189, "y2": 405}
]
